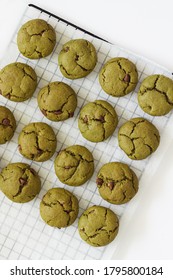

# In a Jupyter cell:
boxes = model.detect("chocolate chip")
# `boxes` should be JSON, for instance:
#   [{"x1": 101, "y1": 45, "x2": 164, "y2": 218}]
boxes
[
  {"x1": 2, "y1": 118, "x2": 10, "y2": 126},
  {"x1": 96, "y1": 177, "x2": 103, "y2": 186},
  {"x1": 6, "y1": 93, "x2": 10, "y2": 99},
  {"x1": 64, "y1": 46, "x2": 69, "y2": 52},
  {"x1": 19, "y1": 177, "x2": 27, "y2": 186},
  {"x1": 0, "y1": 90, "x2": 2, "y2": 95},
  {"x1": 83, "y1": 115, "x2": 88, "y2": 123},
  {"x1": 37, "y1": 148, "x2": 43, "y2": 155},
  {"x1": 41, "y1": 109, "x2": 47, "y2": 116},
  {"x1": 64, "y1": 166, "x2": 71, "y2": 169},
  {"x1": 75, "y1": 55, "x2": 79, "y2": 61},
  {"x1": 108, "y1": 181, "x2": 114, "y2": 190},
  {"x1": 98, "y1": 116, "x2": 105, "y2": 123},
  {"x1": 124, "y1": 74, "x2": 130, "y2": 83},
  {"x1": 54, "y1": 110, "x2": 62, "y2": 115}
]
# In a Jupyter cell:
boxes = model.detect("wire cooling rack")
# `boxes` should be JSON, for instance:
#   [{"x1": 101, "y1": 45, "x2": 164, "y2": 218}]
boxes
[{"x1": 0, "y1": 4, "x2": 172, "y2": 260}]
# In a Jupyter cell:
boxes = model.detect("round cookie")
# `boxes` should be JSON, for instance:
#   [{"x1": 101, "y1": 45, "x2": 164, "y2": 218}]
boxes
[
  {"x1": 40, "y1": 188, "x2": 79, "y2": 228},
  {"x1": 0, "y1": 162, "x2": 41, "y2": 203},
  {"x1": 18, "y1": 122, "x2": 57, "y2": 162},
  {"x1": 138, "y1": 74, "x2": 173, "y2": 116},
  {"x1": 17, "y1": 19, "x2": 56, "y2": 59},
  {"x1": 118, "y1": 117, "x2": 160, "y2": 160},
  {"x1": 37, "y1": 81, "x2": 77, "y2": 121},
  {"x1": 58, "y1": 39, "x2": 97, "y2": 79},
  {"x1": 78, "y1": 205, "x2": 119, "y2": 247},
  {"x1": 54, "y1": 145, "x2": 94, "y2": 186},
  {"x1": 78, "y1": 100, "x2": 118, "y2": 142},
  {"x1": 96, "y1": 162, "x2": 138, "y2": 204},
  {"x1": 0, "y1": 62, "x2": 37, "y2": 102},
  {"x1": 0, "y1": 106, "x2": 16, "y2": 144},
  {"x1": 99, "y1": 57, "x2": 138, "y2": 97}
]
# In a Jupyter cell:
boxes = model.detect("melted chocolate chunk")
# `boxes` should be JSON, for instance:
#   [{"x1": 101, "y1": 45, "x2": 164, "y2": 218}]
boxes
[
  {"x1": 96, "y1": 177, "x2": 103, "y2": 186},
  {"x1": 19, "y1": 177, "x2": 27, "y2": 186},
  {"x1": 124, "y1": 74, "x2": 130, "y2": 83},
  {"x1": 2, "y1": 118, "x2": 10, "y2": 126}
]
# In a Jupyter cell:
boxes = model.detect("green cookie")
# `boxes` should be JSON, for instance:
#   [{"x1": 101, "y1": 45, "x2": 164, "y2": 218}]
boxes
[
  {"x1": 78, "y1": 100, "x2": 118, "y2": 142},
  {"x1": 118, "y1": 117, "x2": 160, "y2": 160},
  {"x1": 38, "y1": 81, "x2": 77, "y2": 121},
  {"x1": 78, "y1": 205, "x2": 119, "y2": 247},
  {"x1": 58, "y1": 39, "x2": 97, "y2": 79},
  {"x1": 0, "y1": 106, "x2": 16, "y2": 144},
  {"x1": 99, "y1": 57, "x2": 138, "y2": 97},
  {"x1": 138, "y1": 74, "x2": 173, "y2": 116},
  {"x1": 0, "y1": 62, "x2": 37, "y2": 102},
  {"x1": 17, "y1": 19, "x2": 56, "y2": 59},
  {"x1": 54, "y1": 145, "x2": 94, "y2": 186},
  {"x1": 0, "y1": 162, "x2": 41, "y2": 203},
  {"x1": 18, "y1": 122, "x2": 57, "y2": 162},
  {"x1": 96, "y1": 162, "x2": 138, "y2": 204},
  {"x1": 40, "y1": 188, "x2": 79, "y2": 228}
]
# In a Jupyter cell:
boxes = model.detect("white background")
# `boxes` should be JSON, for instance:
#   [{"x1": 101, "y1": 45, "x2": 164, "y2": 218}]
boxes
[{"x1": 0, "y1": 0, "x2": 173, "y2": 260}]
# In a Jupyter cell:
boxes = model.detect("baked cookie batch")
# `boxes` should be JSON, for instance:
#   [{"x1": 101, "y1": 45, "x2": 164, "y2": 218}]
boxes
[{"x1": 0, "y1": 18, "x2": 173, "y2": 248}]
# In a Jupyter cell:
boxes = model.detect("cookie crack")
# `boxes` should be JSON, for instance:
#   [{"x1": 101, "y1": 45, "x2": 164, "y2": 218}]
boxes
[
  {"x1": 60, "y1": 65, "x2": 73, "y2": 77},
  {"x1": 140, "y1": 76, "x2": 173, "y2": 106},
  {"x1": 93, "y1": 102, "x2": 115, "y2": 118},
  {"x1": 42, "y1": 198, "x2": 74, "y2": 226},
  {"x1": 13, "y1": 172, "x2": 29, "y2": 198},
  {"x1": 98, "y1": 173, "x2": 133, "y2": 192},
  {"x1": 42, "y1": 93, "x2": 74, "y2": 116},
  {"x1": 15, "y1": 64, "x2": 36, "y2": 81},
  {"x1": 64, "y1": 150, "x2": 93, "y2": 164},
  {"x1": 4, "y1": 88, "x2": 26, "y2": 100},
  {"x1": 119, "y1": 133, "x2": 154, "y2": 156},
  {"x1": 129, "y1": 119, "x2": 146, "y2": 136}
]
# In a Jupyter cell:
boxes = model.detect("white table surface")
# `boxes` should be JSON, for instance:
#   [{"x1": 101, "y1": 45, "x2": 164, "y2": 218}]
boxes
[{"x1": 0, "y1": 0, "x2": 173, "y2": 260}]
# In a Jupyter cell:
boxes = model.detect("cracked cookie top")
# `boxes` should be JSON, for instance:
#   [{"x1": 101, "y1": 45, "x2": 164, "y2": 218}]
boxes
[
  {"x1": 0, "y1": 162, "x2": 41, "y2": 203},
  {"x1": 58, "y1": 39, "x2": 97, "y2": 79},
  {"x1": 0, "y1": 62, "x2": 37, "y2": 102},
  {"x1": 54, "y1": 145, "x2": 94, "y2": 186},
  {"x1": 118, "y1": 117, "x2": 160, "y2": 160},
  {"x1": 37, "y1": 81, "x2": 77, "y2": 121},
  {"x1": 40, "y1": 188, "x2": 79, "y2": 228},
  {"x1": 78, "y1": 205, "x2": 119, "y2": 247},
  {"x1": 138, "y1": 74, "x2": 173, "y2": 116},
  {"x1": 17, "y1": 19, "x2": 56, "y2": 59},
  {"x1": 96, "y1": 162, "x2": 138, "y2": 204},
  {"x1": 18, "y1": 122, "x2": 57, "y2": 162},
  {"x1": 78, "y1": 100, "x2": 118, "y2": 142},
  {"x1": 99, "y1": 57, "x2": 138, "y2": 97},
  {"x1": 0, "y1": 106, "x2": 16, "y2": 144}
]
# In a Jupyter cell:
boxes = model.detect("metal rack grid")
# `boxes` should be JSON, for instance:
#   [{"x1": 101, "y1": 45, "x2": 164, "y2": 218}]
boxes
[{"x1": 0, "y1": 4, "x2": 172, "y2": 260}]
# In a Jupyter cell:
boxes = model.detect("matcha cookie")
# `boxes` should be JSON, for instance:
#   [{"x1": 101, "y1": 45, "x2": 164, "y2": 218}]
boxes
[
  {"x1": 58, "y1": 39, "x2": 97, "y2": 79},
  {"x1": 78, "y1": 100, "x2": 118, "y2": 142},
  {"x1": 38, "y1": 81, "x2": 77, "y2": 121},
  {"x1": 118, "y1": 117, "x2": 160, "y2": 160},
  {"x1": 78, "y1": 205, "x2": 119, "y2": 247},
  {"x1": 54, "y1": 145, "x2": 94, "y2": 186},
  {"x1": 96, "y1": 162, "x2": 138, "y2": 204},
  {"x1": 0, "y1": 162, "x2": 41, "y2": 203},
  {"x1": 17, "y1": 19, "x2": 56, "y2": 59},
  {"x1": 40, "y1": 188, "x2": 79, "y2": 228},
  {"x1": 138, "y1": 74, "x2": 173, "y2": 116},
  {"x1": 18, "y1": 122, "x2": 57, "y2": 162},
  {"x1": 0, "y1": 106, "x2": 16, "y2": 144},
  {"x1": 0, "y1": 62, "x2": 37, "y2": 102},
  {"x1": 99, "y1": 57, "x2": 138, "y2": 97}
]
